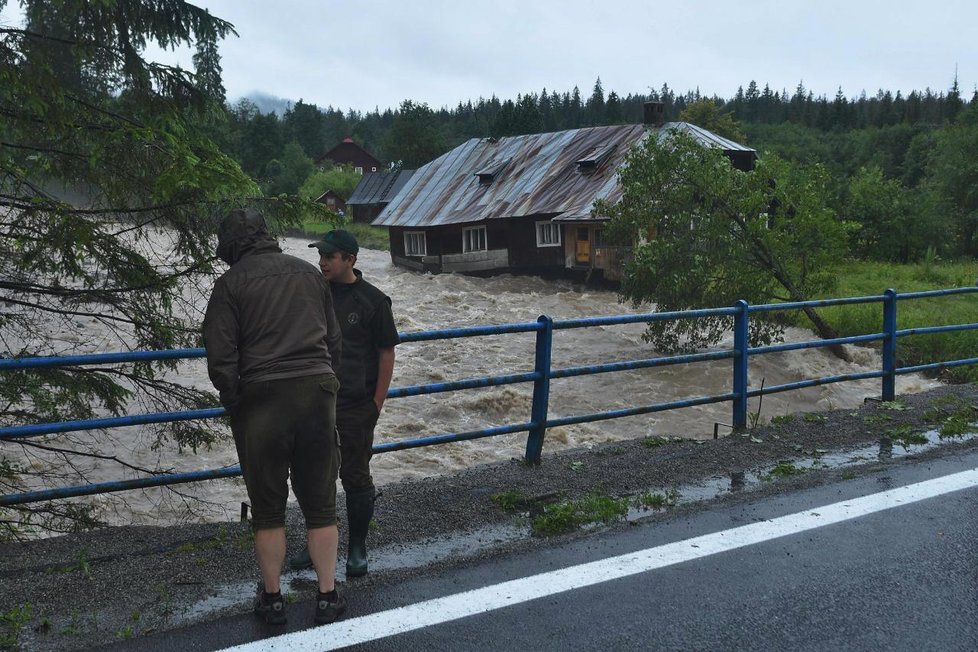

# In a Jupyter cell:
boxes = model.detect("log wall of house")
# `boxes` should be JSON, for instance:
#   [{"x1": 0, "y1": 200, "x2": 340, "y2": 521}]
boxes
[
  {"x1": 506, "y1": 217, "x2": 564, "y2": 269},
  {"x1": 388, "y1": 217, "x2": 566, "y2": 275},
  {"x1": 350, "y1": 204, "x2": 384, "y2": 224}
]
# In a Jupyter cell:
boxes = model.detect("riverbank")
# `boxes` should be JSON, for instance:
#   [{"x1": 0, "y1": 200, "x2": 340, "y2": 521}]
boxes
[{"x1": 2, "y1": 383, "x2": 977, "y2": 650}]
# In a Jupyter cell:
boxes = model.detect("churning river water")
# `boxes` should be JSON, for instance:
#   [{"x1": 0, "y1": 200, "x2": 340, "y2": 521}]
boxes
[{"x1": 7, "y1": 236, "x2": 939, "y2": 527}]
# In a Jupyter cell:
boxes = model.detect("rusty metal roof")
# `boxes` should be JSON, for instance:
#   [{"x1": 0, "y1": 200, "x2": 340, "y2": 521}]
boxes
[
  {"x1": 658, "y1": 121, "x2": 755, "y2": 152},
  {"x1": 373, "y1": 122, "x2": 755, "y2": 228},
  {"x1": 346, "y1": 169, "x2": 415, "y2": 206}
]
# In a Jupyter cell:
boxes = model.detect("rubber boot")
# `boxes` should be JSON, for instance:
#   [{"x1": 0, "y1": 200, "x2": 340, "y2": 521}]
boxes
[
  {"x1": 289, "y1": 544, "x2": 313, "y2": 571},
  {"x1": 345, "y1": 490, "x2": 374, "y2": 577}
]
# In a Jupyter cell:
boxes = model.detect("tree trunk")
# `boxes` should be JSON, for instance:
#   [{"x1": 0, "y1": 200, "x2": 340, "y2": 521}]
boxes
[
  {"x1": 764, "y1": 260, "x2": 853, "y2": 364},
  {"x1": 802, "y1": 305, "x2": 852, "y2": 362}
]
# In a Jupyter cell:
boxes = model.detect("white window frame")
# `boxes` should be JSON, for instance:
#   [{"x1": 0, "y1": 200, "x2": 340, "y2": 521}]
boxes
[
  {"x1": 354, "y1": 166, "x2": 364, "y2": 174},
  {"x1": 536, "y1": 221, "x2": 561, "y2": 247},
  {"x1": 404, "y1": 231, "x2": 427, "y2": 256},
  {"x1": 462, "y1": 225, "x2": 487, "y2": 253}
]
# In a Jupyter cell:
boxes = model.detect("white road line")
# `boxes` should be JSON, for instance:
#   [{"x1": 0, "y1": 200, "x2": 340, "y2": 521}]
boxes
[{"x1": 223, "y1": 468, "x2": 978, "y2": 651}]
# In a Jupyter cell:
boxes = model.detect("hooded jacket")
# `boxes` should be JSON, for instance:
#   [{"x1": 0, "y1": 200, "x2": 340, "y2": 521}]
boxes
[{"x1": 203, "y1": 209, "x2": 342, "y2": 409}]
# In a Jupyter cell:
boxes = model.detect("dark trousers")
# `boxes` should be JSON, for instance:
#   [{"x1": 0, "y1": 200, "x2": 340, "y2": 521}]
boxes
[
  {"x1": 231, "y1": 373, "x2": 339, "y2": 530},
  {"x1": 337, "y1": 399, "x2": 380, "y2": 495}
]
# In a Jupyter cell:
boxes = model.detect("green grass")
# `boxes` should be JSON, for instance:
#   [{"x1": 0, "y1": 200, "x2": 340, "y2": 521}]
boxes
[
  {"x1": 633, "y1": 488, "x2": 680, "y2": 510},
  {"x1": 491, "y1": 489, "x2": 531, "y2": 512},
  {"x1": 920, "y1": 396, "x2": 978, "y2": 438},
  {"x1": 1, "y1": 603, "x2": 32, "y2": 649},
  {"x1": 49, "y1": 550, "x2": 91, "y2": 577},
  {"x1": 169, "y1": 525, "x2": 252, "y2": 555},
  {"x1": 939, "y1": 413, "x2": 976, "y2": 438},
  {"x1": 531, "y1": 492, "x2": 628, "y2": 536},
  {"x1": 879, "y1": 401, "x2": 911, "y2": 411},
  {"x1": 761, "y1": 462, "x2": 807, "y2": 481},
  {"x1": 810, "y1": 259, "x2": 978, "y2": 383},
  {"x1": 886, "y1": 425, "x2": 929, "y2": 448},
  {"x1": 930, "y1": 394, "x2": 973, "y2": 408},
  {"x1": 863, "y1": 413, "x2": 894, "y2": 426},
  {"x1": 641, "y1": 435, "x2": 681, "y2": 448},
  {"x1": 299, "y1": 221, "x2": 391, "y2": 251}
]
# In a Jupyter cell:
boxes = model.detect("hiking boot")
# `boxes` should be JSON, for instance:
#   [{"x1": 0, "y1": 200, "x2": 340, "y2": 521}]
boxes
[
  {"x1": 289, "y1": 545, "x2": 313, "y2": 571},
  {"x1": 315, "y1": 590, "x2": 347, "y2": 625},
  {"x1": 253, "y1": 585, "x2": 286, "y2": 625}
]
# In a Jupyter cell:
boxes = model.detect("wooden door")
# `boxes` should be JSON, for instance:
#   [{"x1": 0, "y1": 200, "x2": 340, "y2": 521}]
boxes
[{"x1": 575, "y1": 227, "x2": 590, "y2": 264}]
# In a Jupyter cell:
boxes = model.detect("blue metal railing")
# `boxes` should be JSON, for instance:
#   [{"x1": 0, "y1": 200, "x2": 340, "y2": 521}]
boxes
[{"x1": 2, "y1": 284, "x2": 978, "y2": 507}]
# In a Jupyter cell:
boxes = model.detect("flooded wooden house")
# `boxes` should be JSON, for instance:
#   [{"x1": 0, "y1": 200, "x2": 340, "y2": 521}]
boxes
[
  {"x1": 345, "y1": 169, "x2": 415, "y2": 224},
  {"x1": 373, "y1": 104, "x2": 756, "y2": 281}
]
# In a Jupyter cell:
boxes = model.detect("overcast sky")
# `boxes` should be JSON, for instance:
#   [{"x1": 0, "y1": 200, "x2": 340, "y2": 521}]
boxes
[{"x1": 6, "y1": 1, "x2": 977, "y2": 112}]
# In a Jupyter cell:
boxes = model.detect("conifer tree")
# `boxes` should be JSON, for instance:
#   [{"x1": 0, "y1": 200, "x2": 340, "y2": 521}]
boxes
[
  {"x1": 587, "y1": 77, "x2": 605, "y2": 125},
  {"x1": 605, "y1": 91, "x2": 623, "y2": 124},
  {"x1": 0, "y1": 0, "x2": 318, "y2": 537}
]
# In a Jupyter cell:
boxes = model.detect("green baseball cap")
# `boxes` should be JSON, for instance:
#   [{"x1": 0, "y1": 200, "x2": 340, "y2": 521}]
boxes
[{"x1": 309, "y1": 229, "x2": 359, "y2": 256}]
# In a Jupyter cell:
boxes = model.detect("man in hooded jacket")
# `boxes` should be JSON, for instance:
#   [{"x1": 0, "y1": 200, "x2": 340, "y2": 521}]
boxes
[{"x1": 203, "y1": 208, "x2": 346, "y2": 625}]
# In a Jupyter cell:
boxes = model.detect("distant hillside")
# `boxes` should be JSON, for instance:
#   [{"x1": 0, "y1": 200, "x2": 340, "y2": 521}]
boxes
[{"x1": 238, "y1": 91, "x2": 293, "y2": 116}]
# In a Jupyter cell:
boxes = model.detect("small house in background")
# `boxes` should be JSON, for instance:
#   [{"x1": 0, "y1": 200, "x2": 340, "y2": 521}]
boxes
[
  {"x1": 345, "y1": 169, "x2": 415, "y2": 224},
  {"x1": 316, "y1": 137, "x2": 384, "y2": 174},
  {"x1": 373, "y1": 103, "x2": 756, "y2": 281},
  {"x1": 314, "y1": 189, "x2": 346, "y2": 215}
]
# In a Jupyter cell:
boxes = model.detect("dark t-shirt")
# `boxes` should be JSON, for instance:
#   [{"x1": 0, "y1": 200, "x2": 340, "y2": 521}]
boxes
[{"x1": 329, "y1": 270, "x2": 400, "y2": 408}]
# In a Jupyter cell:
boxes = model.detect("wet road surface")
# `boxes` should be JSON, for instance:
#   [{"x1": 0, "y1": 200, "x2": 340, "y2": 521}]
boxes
[{"x1": 106, "y1": 447, "x2": 978, "y2": 651}]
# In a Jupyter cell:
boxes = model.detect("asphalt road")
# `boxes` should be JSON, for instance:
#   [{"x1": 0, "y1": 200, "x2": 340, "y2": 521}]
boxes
[{"x1": 109, "y1": 448, "x2": 978, "y2": 651}]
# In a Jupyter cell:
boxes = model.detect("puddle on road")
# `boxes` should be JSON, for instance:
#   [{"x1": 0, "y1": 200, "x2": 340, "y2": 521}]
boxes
[
  {"x1": 184, "y1": 427, "x2": 977, "y2": 621},
  {"x1": 284, "y1": 521, "x2": 531, "y2": 585},
  {"x1": 361, "y1": 523, "x2": 531, "y2": 573},
  {"x1": 181, "y1": 523, "x2": 530, "y2": 622},
  {"x1": 629, "y1": 427, "x2": 978, "y2": 520},
  {"x1": 179, "y1": 579, "x2": 255, "y2": 624}
]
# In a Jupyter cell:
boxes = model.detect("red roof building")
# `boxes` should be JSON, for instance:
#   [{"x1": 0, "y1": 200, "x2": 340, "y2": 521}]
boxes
[{"x1": 316, "y1": 138, "x2": 383, "y2": 174}]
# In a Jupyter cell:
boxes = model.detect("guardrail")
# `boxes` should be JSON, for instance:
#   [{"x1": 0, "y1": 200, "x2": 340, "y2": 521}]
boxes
[{"x1": 3, "y1": 286, "x2": 978, "y2": 507}]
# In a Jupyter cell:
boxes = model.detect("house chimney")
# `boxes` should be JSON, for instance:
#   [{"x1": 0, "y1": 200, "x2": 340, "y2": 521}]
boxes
[{"x1": 643, "y1": 101, "x2": 665, "y2": 127}]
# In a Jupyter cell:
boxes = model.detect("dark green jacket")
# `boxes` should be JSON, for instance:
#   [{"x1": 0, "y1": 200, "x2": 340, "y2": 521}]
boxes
[{"x1": 203, "y1": 212, "x2": 341, "y2": 409}]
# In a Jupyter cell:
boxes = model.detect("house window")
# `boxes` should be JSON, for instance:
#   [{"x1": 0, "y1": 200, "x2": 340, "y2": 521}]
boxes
[
  {"x1": 594, "y1": 228, "x2": 605, "y2": 246},
  {"x1": 536, "y1": 222, "x2": 561, "y2": 247},
  {"x1": 462, "y1": 226, "x2": 487, "y2": 253},
  {"x1": 355, "y1": 166, "x2": 364, "y2": 174},
  {"x1": 404, "y1": 231, "x2": 427, "y2": 256}
]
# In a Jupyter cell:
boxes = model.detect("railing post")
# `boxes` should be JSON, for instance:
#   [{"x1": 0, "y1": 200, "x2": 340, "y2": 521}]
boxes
[
  {"x1": 732, "y1": 300, "x2": 749, "y2": 430},
  {"x1": 882, "y1": 288, "x2": 897, "y2": 401},
  {"x1": 525, "y1": 314, "x2": 553, "y2": 465}
]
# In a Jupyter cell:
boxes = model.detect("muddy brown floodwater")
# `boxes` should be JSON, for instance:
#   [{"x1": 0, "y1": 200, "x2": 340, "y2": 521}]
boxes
[{"x1": 4, "y1": 235, "x2": 938, "y2": 527}]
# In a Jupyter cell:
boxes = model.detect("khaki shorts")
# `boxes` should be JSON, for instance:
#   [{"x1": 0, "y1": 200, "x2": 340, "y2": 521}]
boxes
[{"x1": 231, "y1": 373, "x2": 340, "y2": 530}]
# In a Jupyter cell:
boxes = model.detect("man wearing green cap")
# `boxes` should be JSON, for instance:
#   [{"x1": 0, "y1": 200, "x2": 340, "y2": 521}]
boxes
[{"x1": 292, "y1": 229, "x2": 399, "y2": 577}]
